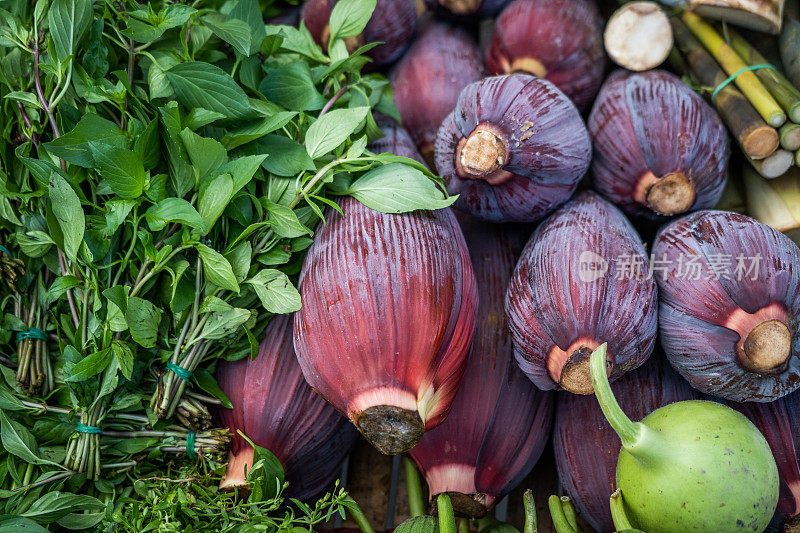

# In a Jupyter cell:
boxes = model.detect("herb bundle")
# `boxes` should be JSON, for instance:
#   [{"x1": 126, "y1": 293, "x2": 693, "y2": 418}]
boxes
[{"x1": 0, "y1": 0, "x2": 452, "y2": 528}]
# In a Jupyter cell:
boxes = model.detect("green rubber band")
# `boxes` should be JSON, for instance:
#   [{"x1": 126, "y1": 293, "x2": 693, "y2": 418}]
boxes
[
  {"x1": 0, "y1": 245, "x2": 11, "y2": 257},
  {"x1": 75, "y1": 423, "x2": 102, "y2": 434},
  {"x1": 186, "y1": 430, "x2": 197, "y2": 459},
  {"x1": 16, "y1": 328, "x2": 48, "y2": 342},
  {"x1": 166, "y1": 362, "x2": 192, "y2": 382},
  {"x1": 711, "y1": 63, "x2": 776, "y2": 102}
]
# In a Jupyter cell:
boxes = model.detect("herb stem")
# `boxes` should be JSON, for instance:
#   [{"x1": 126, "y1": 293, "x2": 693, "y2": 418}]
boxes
[
  {"x1": 33, "y1": 44, "x2": 60, "y2": 138},
  {"x1": 11, "y1": 471, "x2": 73, "y2": 493},
  {"x1": 318, "y1": 84, "x2": 351, "y2": 119}
]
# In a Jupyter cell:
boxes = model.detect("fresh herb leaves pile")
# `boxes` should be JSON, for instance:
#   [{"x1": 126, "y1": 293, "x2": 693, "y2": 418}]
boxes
[{"x1": 0, "y1": 0, "x2": 453, "y2": 528}]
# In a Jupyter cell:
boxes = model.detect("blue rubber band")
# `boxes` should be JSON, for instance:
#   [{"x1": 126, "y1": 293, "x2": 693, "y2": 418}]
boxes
[
  {"x1": 16, "y1": 328, "x2": 48, "y2": 342},
  {"x1": 186, "y1": 430, "x2": 197, "y2": 459},
  {"x1": 711, "y1": 64, "x2": 776, "y2": 102},
  {"x1": 75, "y1": 423, "x2": 102, "y2": 434},
  {"x1": 166, "y1": 362, "x2": 192, "y2": 382},
  {"x1": 0, "y1": 245, "x2": 11, "y2": 257}
]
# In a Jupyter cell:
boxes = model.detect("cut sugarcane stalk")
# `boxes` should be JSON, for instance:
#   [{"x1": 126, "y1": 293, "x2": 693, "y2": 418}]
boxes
[
  {"x1": 747, "y1": 149, "x2": 795, "y2": 177},
  {"x1": 672, "y1": 18, "x2": 779, "y2": 160},
  {"x1": 743, "y1": 165, "x2": 800, "y2": 231},
  {"x1": 688, "y1": 0, "x2": 785, "y2": 34},
  {"x1": 780, "y1": 122, "x2": 800, "y2": 150},
  {"x1": 726, "y1": 29, "x2": 800, "y2": 123},
  {"x1": 681, "y1": 11, "x2": 786, "y2": 127},
  {"x1": 604, "y1": 2, "x2": 673, "y2": 71}
]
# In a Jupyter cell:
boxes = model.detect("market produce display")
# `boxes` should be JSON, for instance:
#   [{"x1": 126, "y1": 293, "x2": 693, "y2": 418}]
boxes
[{"x1": 2, "y1": 0, "x2": 800, "y2": 531}]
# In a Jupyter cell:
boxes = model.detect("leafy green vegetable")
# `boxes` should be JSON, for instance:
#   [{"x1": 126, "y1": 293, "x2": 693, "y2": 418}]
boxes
[{"x1": 0, "y1": 0, "x2": 456, "y2": 528}]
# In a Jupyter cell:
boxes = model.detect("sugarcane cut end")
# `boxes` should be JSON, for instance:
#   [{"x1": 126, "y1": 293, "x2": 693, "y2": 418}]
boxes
[
  {"x1": 431, "y1": 491, "x2": 488, "y2": 518},
  {"x1": 355, "y1": 405, "x2": 425, "y2": 455},
  {"x1": 743, "y1": 319, "x2": 793, "y2": 375},
  {"x1": 604, "y1": 1, "x2": 672, "y2": 72},
  {"x1": 645, "y1": 171, "x2": 696, "y2": 216}
]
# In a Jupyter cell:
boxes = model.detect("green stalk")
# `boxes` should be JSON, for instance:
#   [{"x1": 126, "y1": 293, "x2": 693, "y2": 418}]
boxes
[
  {"x1": 589, "y1": 344, "x2": 641, "y2": 448},
  {"x1": 345, "y1": 496, "x2": 376, "y2": 533},
  {"x1": 610, "y1": 489, "x2": 634, "y2": 531},
  {"x1": 726, "y1": 29, "x2": 800, "y2": 123},
  {"x1": 458, "y1": 519, "x2": 470, "y2": 533},
  {"x1": 780, "y1": 123, "x2": 800, "y2": 152},
  {"x1": 560, "y1": 497, "x2": 577, "y2": 531},
  {"x1": 437, "y1": 494, "x2": 457, "y2": 533},
  {"x1": 682, "y1": 11, "x2": 786, "y2": 127},
  {"x1": 523, "y1": 490, "x2": 537, "y2": 533},
  {"x1": 547, "y1": 496, "x2": 576, "y2": 533},
  {"x1": 404, "y1": 457, "x2": 426, "y2": 517}
]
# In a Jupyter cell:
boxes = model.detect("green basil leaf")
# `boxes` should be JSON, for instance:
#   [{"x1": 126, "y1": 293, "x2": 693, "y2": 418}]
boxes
[
  {"x1": 226, "y1": 241, "x2": 252, "y2": 283},
  {"x1": 218, "y1": 155, "x2": 267, "y2": 192},
  {"x1": 0, "y1": 410, "x2": 62, "y2": 467},
  {"x1": 221, "y1": 111, "x2": 298, "y2": 150},
  {"x1": 47, "y1": 0, "x2": 93, "y2": 62},
  {"x1": 197, "y1": 243, "x2": 240, "y2": 293},
  {"x1": 22, "y1": 492, "x2": 105, "y2": 524},
  {"x1": 202, "y1": 13, "x2": 252, "y2": 57},
  {"x1": 103, "y1": 285, "x2": 130, "y2": 315},
  {"x1": 193, "y1": 366, "x2": 233, "y2": 408},
  {"x1": 259, "y1": 62, "x2": 325, "y2": 111},
  {"x1": 345, "y1": 162, "x2": 457, "y2": 213},
  {"x1": 66, "y1": 348, "x2": 113, "y2": 382},
  {"x1": 198, "y1": 173, "x2": 233, "y2": 233},
  {"x1": 230, "y1": 0, "x2": 266, "y2": 54},
  {"x1": 198, "y1": 308, "x2": 250, "y2": 340},
  {"x1": 4, "y1": 91, "x2": 43, "y2": 109},
  {"x1": 265, "y1": 200, "x2": 313, "y2": 238},
  {"x1": 264, "y1": 23, "x2": 328, "y2": 63},
  {"x1": 0, "y1": 516, "x2": 50, "y2": 533},
  {"x1": 257, "y1": 134, "x2": 315, "y2": 177},
  {"x1": 179, "y1": 128, "x2": 228, "y2": 181},
  {"x1": 16, "y1": 230, "x2": 54, "y2": 258},
  {"x1": 45, "y1": 274, "x2": 82, "y2": 305},
  {"x1": 134, "y1": 117, "x2": 160, "y2": 170},
  {"x1": 329, "y1": 0, "x2": 377, "y2": 42},
  {"x1": 246, "y1": 269, "x2": 301, "y2": 313},
  {"x1": 165, "y1": 62, "x2": 251, "y2": 119},
  {"x1": 305, "y1": 106, "x2": 369, "y2": 159},
  {"x1": 112, "y1": 340, "x2": 135, "y2": 380},
  {"x1": 145, "y1": 198, "x2": 206, "y2": 232},
  {"x1": 44, "y1": 113, "x2": 126, "y2": 167},
  {"x1": 183, "y1": 108, "x2": 226, "y2": 130},
  {"x1": 126, "y1": 297, "x2": 162, "y2": 349},
  {"x1": 244, "y1": 325, "x2": 259, "y2": 361},
  {"x1": 90, "y1": 144, "x2": 146, "y2": 199},
  {"x1": 48, "y1": 172, "x2": 85, "y2": 262}
]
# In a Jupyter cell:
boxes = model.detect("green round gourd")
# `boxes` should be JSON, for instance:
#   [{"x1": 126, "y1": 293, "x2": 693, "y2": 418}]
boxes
[{"x1": 590, "y1": 344, "x2": 779, "y2": 533}]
